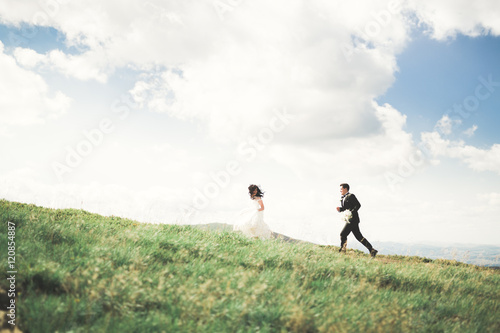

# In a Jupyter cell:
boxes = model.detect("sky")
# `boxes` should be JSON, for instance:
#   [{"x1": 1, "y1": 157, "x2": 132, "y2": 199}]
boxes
[{"x1": 0, "y1": 0, "x2": 499, "y2": 247}]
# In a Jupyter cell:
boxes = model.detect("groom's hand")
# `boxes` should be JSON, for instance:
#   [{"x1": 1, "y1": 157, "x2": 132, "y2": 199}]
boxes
[{"x1": 336, "y1": 207, "x2": 341, "y2": 212}]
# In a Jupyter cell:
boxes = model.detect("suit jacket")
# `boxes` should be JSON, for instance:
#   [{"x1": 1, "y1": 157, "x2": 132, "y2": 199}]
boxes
[{"x1": 339, "y1": 193, "x2": 361, "y2": 223}]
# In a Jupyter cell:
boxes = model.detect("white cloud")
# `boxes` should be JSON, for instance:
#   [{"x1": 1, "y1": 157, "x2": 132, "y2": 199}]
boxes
[
  {"x1": 435, "y1": 114, "x2": 461, "y2": 135},
  {"x1": 463, "y1": 125, "x2": 478, "y2": 137},
  {"x1": 46, "y1": 48, "x2": 109, "y2": 82},
  {"x1": 265, "y1": 102, "x2": 416, "y2": 183},
  {"x1": 1, "y1": 0, "x2": 499, "y2": 85},
  {"x1": 12, "y1": 47, "x2": 45, "y2": 67},
  {"x1": 9, "y1": 0, "x2": 499, "y2": 142},
  {"x1": 478, "y1": 192, "x2": 500, "y2": 206},
  {"x1": 0, "y1": 41, "x2": 71, "y2": 133},
  {"x1": 13, "y1": 47, "x2": 110, "y2": 82},
  {"x1": 421, "y1": 131, "x2": 500, "y2": 174},
  {"x1": 2, "y1": 1, "x2": 410, "y2": 142},
  {"x1": 123, "y1": 1, "x2": 411, "y2": 143},
  {"x1": 408, "y1": 0, "x2": 500, "y2": 39}
]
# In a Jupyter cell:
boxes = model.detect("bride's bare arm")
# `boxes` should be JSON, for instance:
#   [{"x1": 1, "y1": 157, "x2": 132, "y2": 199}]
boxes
[{"x1": 257, "y1": 199, "x2": 264, "y2": 211}]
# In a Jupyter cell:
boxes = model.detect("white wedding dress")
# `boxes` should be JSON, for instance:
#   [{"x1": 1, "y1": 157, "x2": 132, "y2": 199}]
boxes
[{"x1": 233, "y1": 198, "x2": 272, "y2": 239}]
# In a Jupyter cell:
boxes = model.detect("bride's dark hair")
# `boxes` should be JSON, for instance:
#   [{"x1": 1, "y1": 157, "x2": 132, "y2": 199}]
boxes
[{"x1": 248, "y1": 184, "x2": 264, "y2": 198}]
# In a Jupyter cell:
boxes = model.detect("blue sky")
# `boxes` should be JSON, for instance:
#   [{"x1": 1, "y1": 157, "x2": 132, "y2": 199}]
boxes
[
  {"x1": 1, "y1": 1, "x2": 499, "y2": 247},
  {"x1": 379, "y1": 33, "x2": 500, "y2": 147}
]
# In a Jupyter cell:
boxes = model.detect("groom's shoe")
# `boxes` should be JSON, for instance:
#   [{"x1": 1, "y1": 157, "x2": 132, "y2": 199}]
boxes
[{"x1": 370, "y1": 249, "x2": 378, "y2": 258}]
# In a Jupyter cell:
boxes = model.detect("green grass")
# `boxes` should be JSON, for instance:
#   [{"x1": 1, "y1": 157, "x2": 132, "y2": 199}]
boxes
[{"x1": 1, "y1": 199, "x2": 499, "y2": 332}]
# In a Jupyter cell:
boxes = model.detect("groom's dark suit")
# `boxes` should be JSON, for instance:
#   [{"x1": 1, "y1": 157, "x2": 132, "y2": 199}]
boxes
[
  {"x1": 339, "y1": 192, "x2": 373, "y2": 253},
  {"x1": 339, "y1": 193, "x2": 361, "y2": 224}
]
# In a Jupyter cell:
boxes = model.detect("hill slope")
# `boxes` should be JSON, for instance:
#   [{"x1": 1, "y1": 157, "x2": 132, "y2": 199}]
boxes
[{"x1": 1, "y1": 200, "x2": 499, "y2": 332}]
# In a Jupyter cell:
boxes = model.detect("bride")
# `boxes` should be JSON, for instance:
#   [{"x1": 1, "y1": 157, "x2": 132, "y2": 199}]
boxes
[{"x1": 233, "y1": 185, "x2": 272, "y2": 239}]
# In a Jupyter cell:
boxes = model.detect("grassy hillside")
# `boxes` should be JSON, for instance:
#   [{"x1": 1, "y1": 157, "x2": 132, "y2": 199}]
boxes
[{"x1": 1, "y1": 199, "x2": 499, "y2": 332}]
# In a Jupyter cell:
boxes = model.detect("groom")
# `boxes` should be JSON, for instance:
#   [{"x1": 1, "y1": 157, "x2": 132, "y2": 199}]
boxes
[{"x1": 336, "y1": 183, "x2": 378, "y2": 258}]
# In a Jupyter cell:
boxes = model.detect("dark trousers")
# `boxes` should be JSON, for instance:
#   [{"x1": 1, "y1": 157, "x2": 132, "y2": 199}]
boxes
[{"x1": 340, "y1": 222, "x2": 373, "y2": 251}]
